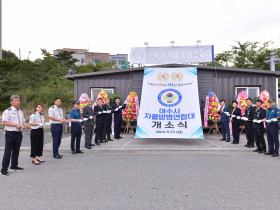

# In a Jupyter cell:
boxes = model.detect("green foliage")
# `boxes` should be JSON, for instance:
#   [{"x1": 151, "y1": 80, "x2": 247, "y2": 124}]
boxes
[
  {"x1": 2, "y1": 50, "x2": 18, "y2": 59},
  {"x1": 108, "y1": 94, "x2": 121, "y2": 106},
  {"x1": 0, "y1": 49, "x2": 75, "y2": 111},
  {"x1": 205, "y1": 41, "x2": 280, "y2": 70},
  {"x1": 74, "y1": 62, "x2": 117, "y2": 74}
]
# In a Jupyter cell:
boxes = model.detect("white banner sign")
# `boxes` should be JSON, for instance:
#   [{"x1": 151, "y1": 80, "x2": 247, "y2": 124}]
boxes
[
  {"x1": 130, "y1": 45, "x2": 214, "y2": 64},
  {"x1": 135, "y1": 67, "x2": 204, "y2": 139}
]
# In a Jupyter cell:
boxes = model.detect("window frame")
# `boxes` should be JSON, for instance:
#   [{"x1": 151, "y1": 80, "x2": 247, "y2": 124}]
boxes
[
  {"x1": 234, "y1": 86, "x2": 260, "y2": 103},
  {"x1": 91, "y1": 88, "x2": 115, "y2": 101}
]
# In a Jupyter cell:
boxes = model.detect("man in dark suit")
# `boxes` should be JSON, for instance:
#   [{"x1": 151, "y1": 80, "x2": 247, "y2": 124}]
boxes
[
  {"x1": 112, "y1": 97, "x2": 127, "y2": 140},
  {"x1": 230, "y1": 101, "x2": 241, "y2": 144},
  {"x1": 102, "y1": 97, "x2": 113, "y2": 142},
  {"x1": 218, "y1": 99, "x2": 231, "y2": 142},
  {"x1": 94, "y1": 98, "x2": 105, "y2": 145},
  {"x1": 243, "y1": 98, "x2": 256, "y2": 148},
  {"x1": 252, "y1": 99, "x2": 266, "y2": 153},
  {"x1": 82, "y1": 98, "x2": 95, "y2": 149}
]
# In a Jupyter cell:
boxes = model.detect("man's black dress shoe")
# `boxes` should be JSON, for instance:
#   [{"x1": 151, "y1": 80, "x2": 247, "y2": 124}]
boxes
[
  {"x1": 226, "y1": 140, "x2": 230, "y2": 142},
  {"x1": 85, "y1": 146, "x2": 92, "y2": 149},
  {"x1": 247, "y1": 145, "x2": 254, "y2": 148},
  {"x1": 76, "y1": 150, "x2": 84, "y2": 154},
  {"x1": 54, "y1": 155, "x2": 63, "y2": 159},
  {"x1": 107, "y1": 138, "x2": 114, "y2": 141},
  {"x1": 119, "y1": 136, "x2": 123, "y2": 138},
  {"x1": 271, "y1": 153, "x2": 279, "y2": 157},
  {"x1": 264, "y1": 151, "x2": 273, "y2": 155},
  {"x1": 220, "y1": 139, "x2": 226, "y2": 141},
  {"x1": 253, "y1": 149, "x2": 261, "y2": 152},
  {"x1": 90, "y1": 144, "x2": 95, "y2": 146},
  {"x1": 96, "y1": 142, "x2": 100, "y2": 146},
  {"x1": 72, "y1": 150, "x2": 76, "y2": 154}
]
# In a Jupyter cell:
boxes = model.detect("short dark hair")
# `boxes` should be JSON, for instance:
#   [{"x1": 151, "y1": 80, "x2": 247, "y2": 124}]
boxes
[
  {"x1": 220, "y1": 99, "x2": 225, "y2": 103},
  {"x1": 115, "y1": 97, "x2": 120, "y2": 100},
  {"x1": 256, "y1": 99, "x2": 262, "y2": 103},
  {"x1": 246, "y1": 98, "x2": 252, "y2": 102},
  {"x1": 54, "y1": 97, "x2": 62, "y2": 101},
  {"x1": 232, "y1": 100, "x2": 238, "y2": 105},
  {"x1": 97, "y1": 98, "x2": 102, "y2": 101}
]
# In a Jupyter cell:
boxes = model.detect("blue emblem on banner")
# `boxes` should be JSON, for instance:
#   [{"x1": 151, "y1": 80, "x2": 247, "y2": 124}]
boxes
[{"x1": 158, "y1": 89, "x2": 182, "y2": 107}]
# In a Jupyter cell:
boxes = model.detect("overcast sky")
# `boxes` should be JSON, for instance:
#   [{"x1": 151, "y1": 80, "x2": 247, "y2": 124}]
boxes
[{"x1": 3, "y1": 0, "x2": 280, "y2": 60}]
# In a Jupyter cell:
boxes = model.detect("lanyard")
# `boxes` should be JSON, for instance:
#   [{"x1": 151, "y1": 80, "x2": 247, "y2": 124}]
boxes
[{"x1": 17, "y1": 109, "x2": 21, "y2": 125}]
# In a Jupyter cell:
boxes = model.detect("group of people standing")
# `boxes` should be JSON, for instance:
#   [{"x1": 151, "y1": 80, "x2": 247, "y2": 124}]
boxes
[
  {"x1": 1, "y1": 95, "x2": 126, "y2": 176},
  {"x1": 218, "y1": 98, "x2": 280, "y2": 157}
]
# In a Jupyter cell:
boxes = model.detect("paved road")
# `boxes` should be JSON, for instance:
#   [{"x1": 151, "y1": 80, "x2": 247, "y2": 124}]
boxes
[
  {"x1": 1, "y1": 131, "x2": 280, "y2": 209},
  {"x1": 0, "y1": 129, "x2": 71, "y2": 148},
  {"x1": 0, "y1": 150, "x2": 279, "y2": 210}
]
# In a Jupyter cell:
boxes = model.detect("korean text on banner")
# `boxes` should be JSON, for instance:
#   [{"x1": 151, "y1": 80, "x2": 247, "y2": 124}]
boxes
[{"x1": 135, "y1": 67, "x2": 204, "y2": 139}]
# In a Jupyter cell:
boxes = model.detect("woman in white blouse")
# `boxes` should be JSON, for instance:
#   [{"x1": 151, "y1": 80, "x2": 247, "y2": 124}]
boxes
[{"x1": 29, "y1": 103, "x2": 45, "y2": 165}]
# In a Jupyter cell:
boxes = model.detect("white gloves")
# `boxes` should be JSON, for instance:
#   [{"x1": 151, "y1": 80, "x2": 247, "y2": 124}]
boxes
[
  {"x1": 98, "y1": 112, "x2": 102, "y2": 114},
  {"x1": 266, "y1": 120, "x2": 271, "y2": 123},
  {"x1": 39, "y1": 123, "x2": 44, "y2": 127},
  {"x1": 107, "y1": 110, "x2": 111, "y2": 113},
  {"x1": 124, "y1": 100, "x2": 128, "y2": 104},
  {"x1": 103, "y1": 111, "x2": 107, "y2": 113},
  {"x1": 257, "y1": 120, "x2": 262, "y2": 123},
  {"x1": 241, "y1": 117, "x2": 248, "y2": 121},
  {"x1": 83, "y1": 118, "x2": 88, "y2": 121},
  {"x1": 78, "y1": 119, "x2": 83, "y2": 122},
  {"x1": 115, "y1": 108, "x2": 119, "y2": 111},
  {"x1": 253, "y1": 119, "x2": 257, "y2": 123},
  {"x1": 119, "y1": 105, "x2": 122, "y2": 108},
  {"x1": 89, "y1": 116, "x2": 93, "y2": 119},
  {"x1": 236, "y1": 116, "x2": 241, "y2": 119},
  {"x1": 271, "y1": 118, "x2": 278, "y2": 122},
  {"x1": 44, "y1": 122, "x2": 51, "y2": 126},
  {"x1": 232, "y1": 115, "x2": 236, "y2": 118}
]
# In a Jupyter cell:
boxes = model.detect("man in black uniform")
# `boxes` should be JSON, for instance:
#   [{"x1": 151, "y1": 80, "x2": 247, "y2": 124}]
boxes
[
  {"x1": 252, "y1": 99, "x2": 266, "y2": 153},
  {"x1": 94, "y1": 98, "x2": 105, "y2": 145},
  {"x1": 112, "y1": 97, "x2": 127, "y2": 140},
  {"x1": 243, "y1": 98, "x2": 256, "y2": 148},
  {"x1": 102, "y1": 97, "x2": 113, "y2": 142},
  {"x1": 82, "y1": 98, "x2": 95, "y2": 149}
]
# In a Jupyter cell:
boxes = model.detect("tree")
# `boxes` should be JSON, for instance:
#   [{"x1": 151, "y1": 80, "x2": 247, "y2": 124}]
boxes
[
  {"x1": 2, "y1": 50, "x2": 18, "y2": 59},
  {"x1": 206, "y1": 41, "x2": 280, "y2": 70}
]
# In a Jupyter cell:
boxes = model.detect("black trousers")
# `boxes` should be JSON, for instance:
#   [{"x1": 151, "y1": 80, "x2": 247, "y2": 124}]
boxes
[
  {"x1": 1, "y1": 131, "x2": 22, "y2": 172},
  {"x1": 95, "y1": 123, "x2": 104, "y2": 143},
  {"x1": 232, "y1": 123, "x2": 240, "y2": 143},
  {"x1": 267, "y1": 124, "x2": 279, "y2": 153},
  {"x1": 84, "y1": 125, "x2": 94, "y2": 147},
  {"x1": 253, "y1": 127, "x2": 266, "y2": 150},
  {"x1": 245, "y1": 123, "x2": 254, "y2": 146},
  {"x1": 30, "y1": 128, "x2": 44, "y2": 158},
  {"x1": 103, "y1": 120, "x2": 112, "y2": 139},
  {"x1": 71, "y1": 124, "x2": 82, "y2": 151},
  {"x1": 114, "y1": 118, "x2": 122, "y2": 138}
]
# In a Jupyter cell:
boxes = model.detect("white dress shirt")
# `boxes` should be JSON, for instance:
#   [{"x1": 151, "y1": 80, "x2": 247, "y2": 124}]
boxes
[
  {"x1": 48, "y1": 105, "x2": 63, "y2": 124},
  {"x1": 29, "y1": 112, "x2": 45, "y2": 129},
  {"x1": 2, "y1": 106, "x2": 26, "y2": 131}
]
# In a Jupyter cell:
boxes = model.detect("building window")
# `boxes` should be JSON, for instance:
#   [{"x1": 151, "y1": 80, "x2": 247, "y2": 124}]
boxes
[
  {"x1": 235, "y1": 87, "x2": 260, "y2": 103},
  {"x1": 81, "y1": 58, "x2": 85, "y2": 64},
  {"x1": 119, "y1": 60, "x2": 125, "y2": 65},
  {"x1": 110, "y1": 60, "x2": 117, "y2": 64},
  {"x1": 92, "y1": 59, "x2": 103, "y2": 64},
  {"x1": 91, "y1": 88, "x2": 114, "y2": 101}
]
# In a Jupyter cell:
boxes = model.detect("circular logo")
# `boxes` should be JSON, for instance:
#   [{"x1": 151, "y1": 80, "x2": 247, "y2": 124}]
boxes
[{"x1": 158, "y1": 89, "x2": 182, "y2": 107}]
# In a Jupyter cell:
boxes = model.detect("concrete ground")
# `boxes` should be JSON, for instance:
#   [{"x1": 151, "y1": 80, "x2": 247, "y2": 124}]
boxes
[{"x1": 0, "y1": 130, "x2": 279, "y2": 209}]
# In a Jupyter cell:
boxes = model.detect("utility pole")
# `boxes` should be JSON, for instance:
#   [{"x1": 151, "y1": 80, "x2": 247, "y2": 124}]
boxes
[
  {"x1": 0, "y1": 0, "x2": 2, "y2": 59},
  {"x1": 269, "y1": 52, "x2": 280, "y2": 106}
]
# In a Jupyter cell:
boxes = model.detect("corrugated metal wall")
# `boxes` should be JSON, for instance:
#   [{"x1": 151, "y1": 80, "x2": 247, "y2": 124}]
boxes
[{"x1": 74, "y1": 69, "x2": 277, "y2": 105}]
